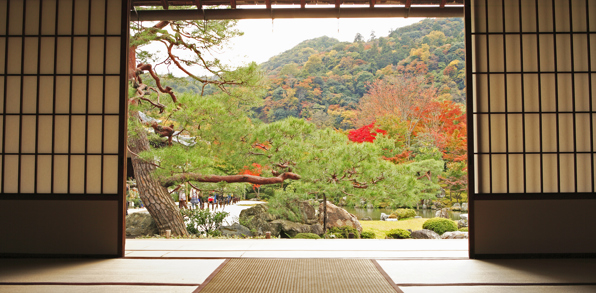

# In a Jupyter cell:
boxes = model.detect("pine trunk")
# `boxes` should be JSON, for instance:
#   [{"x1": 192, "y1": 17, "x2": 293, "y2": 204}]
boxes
[{"x1": 128, "y1": 111, "x2": 188, "y2": 236}]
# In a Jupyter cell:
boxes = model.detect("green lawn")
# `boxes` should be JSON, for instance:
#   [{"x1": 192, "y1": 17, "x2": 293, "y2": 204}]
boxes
[{"x1": 360, "y1": 218, "x2": 457, "y2": 239}]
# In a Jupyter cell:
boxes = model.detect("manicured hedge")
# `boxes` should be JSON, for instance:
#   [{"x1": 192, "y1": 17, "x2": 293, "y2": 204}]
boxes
[{"x1": 422, "y1": 217, "x2": 458, "y2": 235}]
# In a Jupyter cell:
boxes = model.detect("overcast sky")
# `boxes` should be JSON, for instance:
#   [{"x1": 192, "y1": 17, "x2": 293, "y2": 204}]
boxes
[{"x1": 147, "y1": 17, "x2": 424, "y2": 75}]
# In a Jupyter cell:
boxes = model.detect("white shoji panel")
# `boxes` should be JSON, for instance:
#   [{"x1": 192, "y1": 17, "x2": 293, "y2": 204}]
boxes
[
  {"x1": 4, "y1": 155, "x2": 19, "y2": 193},
  {"x1": 489, "y1": 74, "x2": 506, "y2": 112},
  {"x1": 539, "y1": 35, "x2": 555, "y2": 72},
  {"x1": 477, "y1": 74, "x2": 489, "y2": 112},
  {"x1": 38, "y1": 76, "x2": 54, "y2": 114},
  {"x1": 20, "y1": 155, "x2": 35, "y2": 193},
  {"x1": 478, "y1": 114, "x2": 490, "y2": 152},
  {"x1": 7, "y1": 37, "x2": 22, "y2": 74},
  {"x1": 537, "y1": 1, "x2": 554, "y2": 32},
  {"x1": 90, "y1": 0, "x2": 106, "y2": 35},
  {"x1": 472, "y1": 0, "x2": 486, "y2": 33},
  {"x1": 8, "y1": 0, "x2": 23, "y2": 35},
  {"x1": 103, "y1": 116, "x2": 119, "y2": 154},
  {"x1": 0, "y1": 38, "x2": 5, "y2": 74},
  {"x1": 37, "y1": 115, "x2": 53, "y2": 153},
  {"x1": 472, "y1": 114, "x2": 479, "y2": 153},
  {"x1": 40, "y1": 0, "x2": 57, "y2": 35},
  {"x1": 555, "y1": 35, "x2": 572, "y2": 72},
  {"x1": 55, "y1": 37, "x2": 72, "y2": 74},
  {"x1": 474, "y1": 154, "x2": 479, "y2": 193},
  {"x1": 525, "y1": 114, "x2": 541, "y2": 153},
  {"x1": 507, "y1": 114, "x2": 524, "y2": 153},
  {"x1": 71, "y1": 76, "x2": 87, "y2": 114},
  {"x1": 540, "y1": 74, "x2": 557, "y2": 112},
  {"x1": 557, "y1": 74, "x2": 573, "y2": 112},
  {"x1": 522, "y1": 35, "x2": 538, "y2": 72},
  {"x1": 506, "y1": 74, "x2": 523, "y2": 112},
  {"x1": 589, "y1": 0, "x2": 596, "y2": 31},
  {"x1": 104, "y1": 76, "x2": 120, "y2": 114},
  {"x1": 23, "y1": 38, "x2": 38, "y2": 74},
  {"x1": 574, "y1": 74, "x2": 590, "y2": 112},
  {"x1": 503, "y1": 0, "x2": 520, "y2": 33},
  {"x1": 541, "y1": 114, "x2": 558, "y2": 153},
  {"x1": 57, "y1": 0, "x2": 73, "y2": 35},
  {"x1": 559, "y1": 154, "x2": 575, "y2": 192},
  {"x1": 519, "y1": 1, "x2": 537, "y2": 32},
  {"x1": 87, "y1": 116, "x2": 103, "y2": 154},
  {"x1": 0, "y1": 0, "x2": 6, "y2": 34},
  {"x1": 53, "y1": 116, "x2": 69, "y2": 153},
  {"x1": 73, "y1": 0, "x2": 89, "y2": 35},
  {"x1": 70, "y1": 116, "x2": 86, "y2": 154},
  {"x1": 24, "y1": 0, "x2": 40, "y2": 35},
  {"x1": 21, "y1": 115, "x2": 37, "y2": 153},
  {"x1": 572, "y1": 35, "x2": 589, "y2": 72},
  {"x1": 558, "y1": 114, "x2": 574, "y2": 152},
  {"x1": 542, "y1": 154, "x2": 559, "y2": 192},
  {"x1": 37, "y1": 155, "x2": 52, "y2": 193},
  {"x1": 86, "y1": 155, "x2": 101, "y2": 193},
  {"x1": 591, "y1": 35, "x2": 596, "y2": 71},
  {"x1": 0, "y1": 118, "x2": 2, "y2": 152},
  {"x1": 554, "y1": 0, "x2": 571, "y2": 32},
  {"x1": 55, "y1": 76, "x2": 70, "y2": 114},
  {"x1": 105, "y1": 37, "x2": 121, "y2": 74},
  {"x1": 488, "y1": 36, "x2": 505, "y2": 72},
  {"x1": 39, "y1": 38, "x2": 55, "y2": 74},
  {"x1": 575, "y1": 114, "x2": 591, "y2": 152},
  {"x1": 0, "y1": 77, "x2": 4, "y2": 113},
  {"x1": 474, "y1": 35, "x2": 487, "y2": 73},
  {"x1": 479, "y1": 154, "x2": 491, "y2": 193},
  {"x1": 5, "y1": 76, "x2": 20, "y2": 113},
  {"x1": 103, "y1": 155, "x2": 118, "y2": 193},
  {"x1": 571, "y1": 0, "x2": 587, "y2": 31},
  {"x1": 72, "y1": 37, "x2": 88, "y2": 74},
  {"x1": 88, "y1": 37, "x2": 104, "y2": 74},
  {"x1": 490, "y1": 114, "x2": 507, "y2": 153},
  {"x1": 509, "y1": 154, "x2": 525, "y2": 193},
  {"x1": 4, "y1": 115, "x2": 20, "y2": 153},
  {"x1": 505, "y1": 35, "x2": 521, "y2": 72},
  {"x1": 22, "y1": 76, "x2": 37, "y2": 114},
  {"x1": 491, "y1": 154, "x2": 508, "y2": 193},
  {"x1": 70, "y1": 155, "x2": 85, "y2": 193},
  {"x1": 576, "y1": 153, "x2": 592, "y2": 192},
  {"x1": 486, "y1": 0, "x2": 504, "y2": 33},
  {"x1": 53, "y1": 155, "x2": 68, "y2": 193},
  {"x1": 106, "y1": 0, "x2": 122, "y2": 35},
  {"x1": 88, "y1": 76, "x2": 103, "y2": 114}
]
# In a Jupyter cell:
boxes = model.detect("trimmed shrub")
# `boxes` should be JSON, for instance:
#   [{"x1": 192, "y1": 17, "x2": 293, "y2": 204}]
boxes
[
  {"x1": 423, "y1": 217, "x2": 458, "y2": 235},
  {"x1": 361, "y1": 231, "x2": 376, "y2": 239},
  {"x1": 394, "y1": 208, "x2": 416, "y2": 219},
  {"x1": 386, "y1": 229, "x2": 411, "y2": 239},
  {"x1": 459, "y1": 227, "x2": 468, "y2": 232},
  {"x1": 294, "y1": 233, "x2": 320, "y2": 239},
  {"x1": 326, "y1": 226, "x2": 360, "y2": 239}
]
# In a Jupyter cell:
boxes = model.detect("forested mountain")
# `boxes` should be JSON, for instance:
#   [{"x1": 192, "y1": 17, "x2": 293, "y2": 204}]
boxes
[{"x1": 253, "y1": 18, "x2": 465, "y2": 130}]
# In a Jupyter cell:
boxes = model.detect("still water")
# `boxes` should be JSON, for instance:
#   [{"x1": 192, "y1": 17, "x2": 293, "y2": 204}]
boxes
[{"x1": 344, "y1": 206, "x2": 463, "y2": 221}]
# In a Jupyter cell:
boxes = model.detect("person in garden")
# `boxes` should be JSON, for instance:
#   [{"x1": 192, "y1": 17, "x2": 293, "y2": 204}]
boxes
[
  {"x1": 178, "y1": 187, "x2": 188, "y2": 209},
  {"x1": 190, "y1": 188, "x2": 199, "y2": 210}
]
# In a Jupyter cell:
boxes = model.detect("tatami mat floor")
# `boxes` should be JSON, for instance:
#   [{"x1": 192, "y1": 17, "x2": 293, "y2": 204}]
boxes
[{"x1": 1, "y1": 239, "x2": 595, "y2": 292}]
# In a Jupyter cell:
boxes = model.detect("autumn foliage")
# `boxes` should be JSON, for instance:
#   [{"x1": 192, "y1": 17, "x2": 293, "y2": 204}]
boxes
[
  {"x1": 239, "y1": 163, "x2": 264, "y2": 189},
  {"x1": 348, "y1": 122, "x2": 387, "y2": 143}
]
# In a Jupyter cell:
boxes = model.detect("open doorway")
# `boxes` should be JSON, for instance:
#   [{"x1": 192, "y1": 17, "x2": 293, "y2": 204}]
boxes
[{"x1": 124, "y1": 1, "x2": 468, "y2": 258}]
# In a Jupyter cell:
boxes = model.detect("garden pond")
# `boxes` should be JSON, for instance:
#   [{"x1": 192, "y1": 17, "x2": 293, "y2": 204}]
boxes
[{"x1": 344, "y1": 207, "x2": 463, "y2": 221}]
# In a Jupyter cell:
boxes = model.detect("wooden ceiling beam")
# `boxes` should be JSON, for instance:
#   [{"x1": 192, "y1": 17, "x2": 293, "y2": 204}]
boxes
[
  {"x1": 193, "y1": 0, "x2": 202, "y2": 9},
  {"x1": 335, "y1": 0, "x2": 341, "y2": 9},
  {"x1": 405, "y1": 0, "x2": 411, "y2": 8},
  {"x1": 440, "y1": 0, "x2": 446, "y2": 7},
  {"x1": 300, "y1": 0, "x2": 305, "y2": 8},
  {"x1": 266, "y1": 0, "x2": 271, "y2": 9},
  {"x1": 369, "y1": 0, "x2": 375, "y2": 8},
  {"x1": 231, "y1": 0, "x2": 236, "y2": 8}
]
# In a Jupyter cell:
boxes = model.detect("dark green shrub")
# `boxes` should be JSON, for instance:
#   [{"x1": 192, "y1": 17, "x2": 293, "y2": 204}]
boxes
[
  {"x1": 459, "y1": 227, "x2": 468, "y2": 232},
  {"x1": 294, "y1": 233, "x2": 320, "y2": 239},
  {"x1": 394, "y1": 208, "x2": 416, "y2": 219},
  {"x1": 423, "y1": 217, "x2": 458, "y2": 235},
  {"x1": 386, "y1": 229, "x2": 411, "y2": 239},
  {"x1": 361, "y1": 231, "x2": 376, "y2": 239},
  {"x1": 326, "y1": 226, "x2": 360, "y2": 239}
]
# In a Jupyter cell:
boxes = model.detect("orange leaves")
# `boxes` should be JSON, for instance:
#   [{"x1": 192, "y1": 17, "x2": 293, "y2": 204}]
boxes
[
  {"x1": 348, "y1": 122, "x2": 387, "y2": 143},
  {"x1": 239, "y1": 163, "x2": 264, "y2": 189}
]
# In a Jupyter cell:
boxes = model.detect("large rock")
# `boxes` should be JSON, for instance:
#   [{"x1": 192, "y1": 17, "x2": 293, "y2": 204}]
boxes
[
  {"x1": 239, "y1": 200, "x2": 322, "y2": 237},
  {"x1": 126, "y1": 212, "x2": 159, "y2": 237},
  {"x1": 319, "y1": 201, "x2": 362, "y2": 233},
  {"x1": 461, "y1": 203, "x2": 468, "y2": 212},
  {"x1": 441, "y1": 231, "x2": 468, "y2": 239},
  {"x1": 411, "y1": 229, "x2": 440, "y2": 239},
  {"x1": 452, "y1": 203, "x2": 462, "y2": 211},
  {"x1": 220, "y1": 223, "x2": 252, "y2": 237},
  {"x1": 435, "y1": 208, "x2": 449, "y2": 219}
]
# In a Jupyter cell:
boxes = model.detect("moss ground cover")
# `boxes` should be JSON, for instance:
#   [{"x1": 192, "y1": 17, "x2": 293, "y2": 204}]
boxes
[{"x1": 360, "y1": 218, "x2": 458, "y2": 239}]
